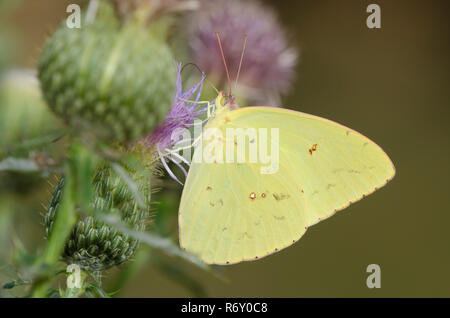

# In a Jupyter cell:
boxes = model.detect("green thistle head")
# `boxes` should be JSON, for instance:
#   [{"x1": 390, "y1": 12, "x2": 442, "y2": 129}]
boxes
[
  {"x1": 44, "y1": 164, "x2": 151, "y2": 272},
  {"x1": 38, "y1": 5, "x2": 176, "y2": 143}
]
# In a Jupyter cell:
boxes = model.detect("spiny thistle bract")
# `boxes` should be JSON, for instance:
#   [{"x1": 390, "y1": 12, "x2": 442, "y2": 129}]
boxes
[
  {"x1": 44, "y1": 164, "x2": 151, "y2": 272},
  {"x1": 38, "y1": 6, "x2": 176, "y2": 143}
]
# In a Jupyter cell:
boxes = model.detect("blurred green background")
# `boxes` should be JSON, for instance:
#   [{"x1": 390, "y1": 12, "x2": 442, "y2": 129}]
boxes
[{"x1": 1, "y1": 0, "x2": 449, "y2": 297}]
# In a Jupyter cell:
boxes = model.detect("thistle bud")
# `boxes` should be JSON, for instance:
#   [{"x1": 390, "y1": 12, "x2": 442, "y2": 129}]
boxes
[
  {"x1": 38, "y1": 4, "x2": 176, "y2": 143},
  {"x1": 44, "y1": 164, "x2": 150, "y2": 272},
  {"x1": 0, "y1": 70, "x2": 62, "y2": 193}
]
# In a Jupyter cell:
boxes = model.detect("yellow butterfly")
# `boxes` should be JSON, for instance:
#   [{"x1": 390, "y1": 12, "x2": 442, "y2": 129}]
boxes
[
  {"x1": 177, "y1": 32, "x2": 395, "y2": 265},
  {"x1": 178, "y1": 92, "x2": 395, "y2": 265}
]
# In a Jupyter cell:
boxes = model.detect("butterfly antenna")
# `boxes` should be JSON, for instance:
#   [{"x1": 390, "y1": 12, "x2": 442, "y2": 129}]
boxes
[
  {"x1": 234, "y1": 34, "x2": 247, "y2": 90},
  {"x1": 181, "y1": 62, "x2": 219, "y2": 94},
  {"x1": 215, "y1": 30, "x2": 232, "y2": 97},
  {"x1": 181, "y1": 62, "x2": 203, "y2": 74}
]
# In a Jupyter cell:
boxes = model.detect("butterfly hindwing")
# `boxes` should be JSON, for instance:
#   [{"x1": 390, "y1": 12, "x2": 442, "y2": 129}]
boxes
[{"x1": 179, "y1": 141, "x2": 308, "y2": 264}]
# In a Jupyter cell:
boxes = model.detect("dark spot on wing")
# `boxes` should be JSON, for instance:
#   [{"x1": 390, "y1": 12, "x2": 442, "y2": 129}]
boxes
[
  {"x1": 309, "y1": 143, "x2": 318, "y2": 155},
  {"x1": 273, "y1": 193, "x2": 290, "y2": 201},
  {"x1": 206, "y1": 186, "x2": 212, "y2": 191},
  {"x1": 239, "y1": 232, "x2": 251, "y2": 240}
]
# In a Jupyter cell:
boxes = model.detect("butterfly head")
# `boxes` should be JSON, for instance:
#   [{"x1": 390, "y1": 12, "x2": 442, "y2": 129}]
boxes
[{"x1": 215, "y1": 91, "x2": 239, "y2": 115}]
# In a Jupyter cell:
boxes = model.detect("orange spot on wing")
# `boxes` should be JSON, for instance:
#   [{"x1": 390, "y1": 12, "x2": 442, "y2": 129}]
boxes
[{"x1": 309, "y1": 143, "x2": 318, "y2": 155}]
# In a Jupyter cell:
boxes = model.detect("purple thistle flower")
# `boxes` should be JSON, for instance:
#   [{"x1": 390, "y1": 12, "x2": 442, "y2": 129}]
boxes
[
  {"x1": 147, "y1": 63, "x2": 205, "y2": 184},
  {"x1": 185, "y1": 0, "x2": 298, "y2": 105},
  {"x1": 148, "y1": 63, "x2": 205, "y2": 150}
]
